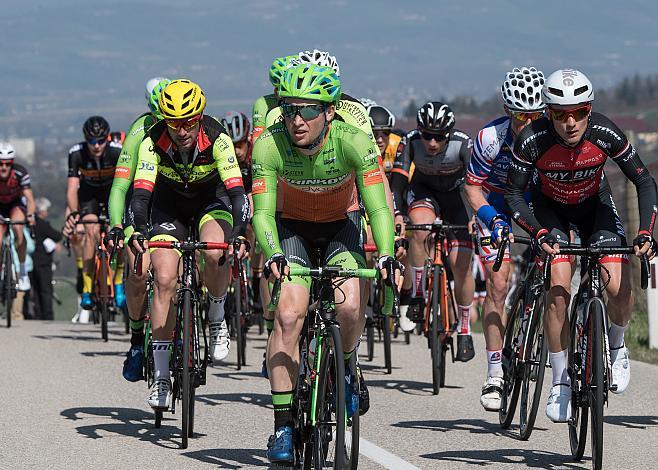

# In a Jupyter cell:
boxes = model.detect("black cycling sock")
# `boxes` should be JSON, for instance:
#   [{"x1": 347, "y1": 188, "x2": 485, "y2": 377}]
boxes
[
  {"x1": 130, "y1": 319, "x2": 145, "y2": 347},
  {"x1": 265, "y1": 319, "x2": 274, "y2": 337},
  {"x1": 272, "y1": 390, "x2": 294, "y2": 430}
]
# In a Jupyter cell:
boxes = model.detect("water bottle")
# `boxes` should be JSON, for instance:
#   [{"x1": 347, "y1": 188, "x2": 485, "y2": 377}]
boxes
[{"x1": 307, "y1": 337, "x2": 317, "y2": 369}]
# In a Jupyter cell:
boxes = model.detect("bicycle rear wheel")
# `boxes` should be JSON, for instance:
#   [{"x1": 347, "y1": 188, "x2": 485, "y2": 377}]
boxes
[
  {"x1": 234, "y1": 273, "x2": 246, "y2": 369},
  {"x1": 313, "y1": 324, "x2": 346, "y2": 469},
  {"x1": 568, "y1": 301, "x2": 588, "y2": 460},
  {"x1": 429, "y1": 265, "x2": 442, "y2": 395},
  {"x1": 181, "y1": 289, "x2": 193, "y2": 449},
  {"x1": 589, "y1": 300, "x2": 605, "y2": 470},
  {"x1": 383, "y1": 313, "x2": 392, "y2": 374},
  {"x1": 519, "y1": 301, "x2": 547, "y2": 440},
  {"x1": 344, "y1": 354, "x2": 360, "y2": 470},
  {"x1": 499, "y1": 292, "x2": 523, "y2": 428},
  {"x1": 99, "y1": 253, "x2": 109, "y2": 342},
  {"x1": 2, "y1": 244, "x2": 14, "y2": 328}
]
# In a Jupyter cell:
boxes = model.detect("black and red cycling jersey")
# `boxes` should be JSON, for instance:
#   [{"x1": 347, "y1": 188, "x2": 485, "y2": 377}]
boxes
[
  {"x1": 506, "y1": 112, "x2": 657, "y2": 238},
  {"x1": 0, "y1": 163, "x2": 31, "y2": 206}
]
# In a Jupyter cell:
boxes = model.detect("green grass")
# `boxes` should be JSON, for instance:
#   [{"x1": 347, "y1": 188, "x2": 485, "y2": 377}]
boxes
[{"x1": 626, "y1": 306, "x2": 658, "y2": 365}]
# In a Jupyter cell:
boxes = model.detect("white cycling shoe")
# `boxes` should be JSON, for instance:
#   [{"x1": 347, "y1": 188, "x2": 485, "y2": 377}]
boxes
[
  {"x1": 480, "y1": 376, "x2": 504, "y2": 411},
  {"x1": 148, "y1": 378, "x2": 172, "y2": 410},
  {"x1": 210, "y1": 320, "x2": 230, "y2": 362},
  {"x1": 398, "y1": 305, "x2": 416, "y2": 332},
  {"x1": 610, "y1": 346, "x2": 630, "y2": 394},
  {"x1": 546, "y1": 384, "x2": 571, "y2": 423},
  {"x1": 17, "y1": 274, "x2": 31, "y2": 292}
]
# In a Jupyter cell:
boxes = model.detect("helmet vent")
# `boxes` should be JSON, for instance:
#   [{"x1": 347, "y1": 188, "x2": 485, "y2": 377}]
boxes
[
  {"x1": 548, "y1": 87, "x2": 564, "y2": 97},
  {"x1": 574, "y1": 85, "x2": 589, "y2": 96}
]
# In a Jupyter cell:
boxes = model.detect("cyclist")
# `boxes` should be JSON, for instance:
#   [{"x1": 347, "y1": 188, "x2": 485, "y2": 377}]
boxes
[
  {"x1": 505, "y1": 69, "x2": 657, "y2": 422},
  {"x1": 464, "y1": 66, "x2": 546, "y2": 411},
  {"x1": 391, "y1": 101, "x2": 476, "y2": 361},
  {"x1": 129, "y1": 79, "x2": 249, "y2": 409},
  {"x1": 107, "y1": 76, "x2": 170, "y2": 382},
  {"x1": 0, "y1": 142, "x2": 36, "y2": 291},
  {"x1": 64, "y1": 116, "x2": 122, "y2": 313},
  {"x1": 252, "y1": 63, "x2": 400, "y2": 464},
  {"x1": 366, "y1": 103, "x2": 402, "y2": 178}
]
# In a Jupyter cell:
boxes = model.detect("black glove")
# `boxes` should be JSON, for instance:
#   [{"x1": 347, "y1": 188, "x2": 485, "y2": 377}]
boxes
[
  {"x1": 377, "y1": 255, "x2": 404, "y2": 287},
  {"x1": 231, "y1": 235, "x2": 251, "y2": 254},
  {"x1": 633, "y1": 233, "x2": 657, "y2": 253},
  {"x1": 536, "y1": 230, "x2": 559, "y2": 250},
  {"x1": 106, "y1": 226, "x2": 125, "y2": 249},
  {"x1": 264, "y1": 253, "x2": 287, "y2": 279}
]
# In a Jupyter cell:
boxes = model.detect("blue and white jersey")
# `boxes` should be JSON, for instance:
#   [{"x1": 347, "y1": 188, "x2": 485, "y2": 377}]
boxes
[{"x1": 466, "y1": 115, "x2": 516, "y2": 213}]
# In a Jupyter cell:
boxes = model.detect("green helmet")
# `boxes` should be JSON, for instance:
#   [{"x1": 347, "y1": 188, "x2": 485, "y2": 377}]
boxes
[
  {"x1": 269, "y1": 55, "x2": 299, "y2": 88},
  {"x1": 148, "y1": 78, "x2": 171, "y2": 119},
  {"x1": 278, "y1": 64, "x2": 341, "y2": 104}
]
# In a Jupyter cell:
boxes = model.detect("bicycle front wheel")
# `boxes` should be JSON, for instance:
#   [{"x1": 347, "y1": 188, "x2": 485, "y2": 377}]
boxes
[
  {"x1": 499, "y1": 292, "x2": 523, "y2": 428},
  {"x1": 383, "y1": 313, "x2": 392, "y2": 374},
  {"x1": 2, "y1": 244, "x2": 14, "y2": 328},
  {"x1": 313, "y1": 324, "x2": 346, "y2": 469},
  {"x1": 429, "y1": 265, "x2": 442, "y2": 395},
  {"x1": 181, "y1": 289, "x2": 194, "y2": 449},
  {"x1": 589, "y1": 299, "x2": 606, "y2": 470},
  {"x1": 519, "y1": 301, "x2": 547, "y2": 440},
  {"x1": 568, "y1": 300, "x2": 588, "y2": 460},
  {"x1": 99, "y1": 253, "x2": 109, "y2": 342}
]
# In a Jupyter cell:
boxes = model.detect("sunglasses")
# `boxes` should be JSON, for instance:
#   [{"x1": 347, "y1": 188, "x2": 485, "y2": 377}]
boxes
[
  {"x1": 549, "y1": 104, "x2": 591, "y2": 122},
  {"x1": 420, "y1": 131, "x2": 448, "y2": 142},
  {"x1": 0, "y1": 161, "x2": 13, "y2": 167},
  {"x1": 86, "y1": 137, "x2": 107, "y2": 146},
  {"x1": 374, "y1": 129, "x2": 392, "y2": 138},
  {"x1": 281, "y1": 103, "x2": 326, "y2": 121},
  {"x1": 165, "y1": 114, "x2": 202, "y2": 131},
  {"x1": 509, "y1": 110, "x2": 545, "y2": 122}
]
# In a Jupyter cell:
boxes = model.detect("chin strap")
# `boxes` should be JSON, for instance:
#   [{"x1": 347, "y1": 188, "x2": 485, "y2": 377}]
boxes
[{"x1": 291, "y1": 114, "x2": 329, "y2": 151}]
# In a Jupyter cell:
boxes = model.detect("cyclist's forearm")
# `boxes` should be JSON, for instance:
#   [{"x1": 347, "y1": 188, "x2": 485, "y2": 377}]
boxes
[
  {"x1": 464, "y1": 183, "x2": 488, "y2": 213},
  {"x1": 252, "y1": 209, "x2": 281, "y2": 260},
  {"x1": 23, "y1": 188, "x2": 36, "y2": 216},
  {"x1": 66, "y1": 177, "x2": 79, "y2": 212},
  {"x1": 227, "y1": 186, "x2": 249, "y2": 239},
  {"x1": 130, "y1": 188, "x2": 151, "y2": 234},
  {"x1": 109, "y1": 176, "x2": 131, "y2": 228}
]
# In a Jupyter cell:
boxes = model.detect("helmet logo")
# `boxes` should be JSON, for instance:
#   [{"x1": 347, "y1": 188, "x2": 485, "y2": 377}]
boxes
[{"x1": 561, "y1": 69, "x2": 578, "y2": 87}]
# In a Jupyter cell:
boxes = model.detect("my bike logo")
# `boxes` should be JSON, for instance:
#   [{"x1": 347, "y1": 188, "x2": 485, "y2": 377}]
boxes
[{"x1": 561, "y1": 69, "x2": 578, "y2": 86}]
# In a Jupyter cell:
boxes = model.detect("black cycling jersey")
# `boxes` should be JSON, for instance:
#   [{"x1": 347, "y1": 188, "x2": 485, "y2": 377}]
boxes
[
  {"x1": 67, "y1": 141, "x2": 122, "y2": 193},
  {"x1": 506, "y1": 112, "x2": 657, "y2": 238}
]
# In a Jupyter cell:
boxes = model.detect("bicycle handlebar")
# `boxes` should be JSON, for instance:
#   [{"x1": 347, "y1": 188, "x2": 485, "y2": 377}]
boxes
[
  {"x1": 406, "y1": 223, "x2": 469, "y2": 232},
  {"x1": 132, "y1": 240, "x2": 229, "y2": 275}
]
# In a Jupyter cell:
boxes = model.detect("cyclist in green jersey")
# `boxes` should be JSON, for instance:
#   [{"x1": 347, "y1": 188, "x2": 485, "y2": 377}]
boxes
[
  {"x1": 106, "y1": 77, "x2": 170, "y2": 382},
  {"x1": 252, "y1": 63, "x2": 401, "y2": 464}
]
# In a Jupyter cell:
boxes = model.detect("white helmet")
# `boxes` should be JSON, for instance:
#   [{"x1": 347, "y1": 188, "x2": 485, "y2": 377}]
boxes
[
  {"x1": 367, "y1": 105, "x2": 396, "y2": 129},
  {"x1": 501, "y1": 67, "x2": 545, "y2": 111},
  {"x1": 145, "y1": 77, "x2": 168, "y2": 104},
  {"x1": 359, "y1": 97, "x2": 378, "y2": 108},
  {"x1": 0, "y1": 142, "x2": 15, "y2": 160},
  {"x1": 542, "y1": 69, "x2": 594, "y2": 106},
  {"x1": 297, "y1": 49, "x2": 340, "y2": 76}
]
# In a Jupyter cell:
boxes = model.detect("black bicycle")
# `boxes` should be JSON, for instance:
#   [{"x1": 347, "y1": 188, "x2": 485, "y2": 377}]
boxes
[
  {"x1": 0, "y1": 218, "x2": 30, "y2": 328},
  {"x1": 269, "y1": 260, "x2": 396, "y2": 469},
  {"x1": 563, "y1": 243, "x2": 649, "y2": 470},
  {"x1": 488, "y1": 232, "x2": 549, "y2": 440},
  {"x1": 136, "y1": 237, "x2": 228, "y2": 449}
]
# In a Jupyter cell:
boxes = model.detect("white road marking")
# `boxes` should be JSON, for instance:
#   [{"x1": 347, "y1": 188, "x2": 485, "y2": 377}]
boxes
[{"x1": 358, "y1": 435, "x2": 422, "y2": 469}]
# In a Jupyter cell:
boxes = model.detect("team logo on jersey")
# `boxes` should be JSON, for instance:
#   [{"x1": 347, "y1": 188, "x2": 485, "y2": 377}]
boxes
[
  {"x1": 363, "y1": 168, "x2": 383, "y2": 187},
  {"x1": 252, "y1": 178, "x2": 266, "y2": 195},
  {"x1": 159, "y1": 222, "x2": 177, "y2": 231}
]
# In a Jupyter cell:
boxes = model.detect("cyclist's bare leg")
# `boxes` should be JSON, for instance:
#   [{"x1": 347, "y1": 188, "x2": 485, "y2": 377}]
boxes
[
  {"x1": 335, "y1": 277, "x2": 365, "y2": 354},
  {"x1": 482, "y1": 261, "x2": 511, "y2": 351},
  {"x1": 9, "y1": 206, "x2": 27, "y2": 262},
  {"x1": 199, "y1": 219, "x2": 231, "y2": 298},
  {"x1": 150, "y1": 248, "x2": 179, "y2": 341},
  {"x1": 268, "y1": 282, "x2": 309, "y2": 389},
  {"x1": 601, "y1": 261, "x2": 633, "y2": 343},
  {"x1": 125, "y1": 247, "x2": 149, "y2": 321},
  {"x1": 544, "y1": 261, "x2": 572, "y2": 353},
  {"x1": 80, "y1": 213, "x2": 99, "y2": 294},
  {"x1": 447, "y1": 247, "x2": 475, "y2": 306},
  {"x1": 404, "y1": 207, "x2": 435, "y2": 292}
]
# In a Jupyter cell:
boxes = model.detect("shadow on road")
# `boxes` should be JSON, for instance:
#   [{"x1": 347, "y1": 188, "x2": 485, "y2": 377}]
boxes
[
  {"x1": 393, "y1": 418, "x2": 545, "y2": 438},
  {"x1": 210, "y1": 370, "x2": 266, "y2": 381},
  {"x1": 358, "y1": 362, "x2": 401, "y2": 375},
  {"x1": 182, "y1": 447, "x2": 269, "y2": 468},
  {"x1": 33, "y1": 328, "x2": 128, "y2": 343},
  {"x1": 421, "y1": 448, "x2": 589, "y2": 468},
  {"x1": 366, "y1": 378, "x2": 462, "y2": 396},
  {"x1": 196, "y1": 392, "x2": 272, "y2": 410},
  {"x1": 605, "y1": 414, "x2": 658, "y2": 429},
  {"x1": 80, "y1": 351, "x2": 126, "y2": 357},
  {"x1": 60, "y1": 406, "x2": 187, "y2": 448}
]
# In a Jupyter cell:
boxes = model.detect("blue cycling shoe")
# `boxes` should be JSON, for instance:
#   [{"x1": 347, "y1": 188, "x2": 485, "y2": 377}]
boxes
[
  {"x1": 345, "y1": 364, "x2": 359, "y2": 418},
  {"x1": 80, "y1": 293, "x2": 93, "y2": 309},
  {"x1": 122, "y1": 345, "x2": 145, "y2": 382},
  {"x1": 261, "y1": 354, "x2": 269, "y2": 379},
  {"x1": 114, "y1": 283, "x2": 126, "y2": 309},
  {"x1": 266, "y1": 425, "x2": 294, "y2": 464}
]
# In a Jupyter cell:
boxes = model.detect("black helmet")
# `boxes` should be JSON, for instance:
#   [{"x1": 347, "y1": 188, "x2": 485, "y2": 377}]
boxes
[
  {"x1": 83, "y1": 116, "x2": 110, "y2": 139},
  {"x1": 367, "y1": 105, "x2": 395, "y2": 130},
  {"x1": 416, "y1": 101, "x2": 455, "y2": 133}
]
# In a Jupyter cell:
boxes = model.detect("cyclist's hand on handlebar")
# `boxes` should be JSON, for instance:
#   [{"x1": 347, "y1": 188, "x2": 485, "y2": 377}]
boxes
[
  {"x1": 468, "y1": 215, "x2": 476, "y2": 235},
  {"x1": 394, "y1": 214, "x2": 405, "y2": 238},
  {"x1": 230, "y1": 236, "x2": 250, "y2": 260},
  {"x1": 106, "y1": 226, "x2": 125, "y2": 251},
  {"x1": 378, "y1": 255, "x2": 404, "y2": 290},
  {"x1": 63, "y1": 211, "x2": 79, "y2": 237},
  {"x1": 536, "y1": 230, "x2": 560, "y2": 256},
  {"x1": 129, "y1": 232, "x2": 147, "y2": 254},
  {"x1": 491, "y1": 219, "x2": 512, "y2": 249},
  {"x1": 27, "y1": 213, "x2": 36, "y2": 227},
  {"x1": 394, "y1": 236, "x2": 408, "y2": 258},
  {"x1": 633, "y1": 233, "x2": 656, "y2": 259},
  {"x1": 264, "y1": 253, "x2": 288, "y2": 281}
]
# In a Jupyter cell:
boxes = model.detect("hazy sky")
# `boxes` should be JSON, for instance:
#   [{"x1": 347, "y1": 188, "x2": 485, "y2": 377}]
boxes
[{"x1": 2, "y1": 0, "x2": 658, "y2": 137}]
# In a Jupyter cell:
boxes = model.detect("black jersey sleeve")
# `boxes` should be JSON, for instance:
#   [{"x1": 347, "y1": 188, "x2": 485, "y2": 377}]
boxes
[{"x1": 67, "y1": 144, "x2": 83, "y2": 178}]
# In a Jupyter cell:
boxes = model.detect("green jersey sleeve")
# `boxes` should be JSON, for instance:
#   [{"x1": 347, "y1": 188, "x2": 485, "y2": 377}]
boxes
[
  {"x1": 109, "y1": 113, "x2": 156, "y2": 227},
  {"x1": 252, "y1": 94, "x2": 278, "y2": 141}
]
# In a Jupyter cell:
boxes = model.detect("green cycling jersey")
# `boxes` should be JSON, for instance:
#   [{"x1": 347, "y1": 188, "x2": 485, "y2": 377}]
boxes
[
  {"x1": 251, "y1": 119, "x2": 394, "y2": 260},
  {"x1": 108, "y1": 112, "x2": 158, "y2": 228},
  {"x1": 251, "y1": 93, "x2": 279, "y2": 142}
]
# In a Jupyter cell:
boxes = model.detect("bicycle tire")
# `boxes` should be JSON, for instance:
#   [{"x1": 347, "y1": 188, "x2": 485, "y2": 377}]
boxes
[
  {"x1": 519, "y1": 301, "x2": 547, "y2": 440},
  {"x1": 430, "y1": 265, "x2": 442, "y2": 395},
  {"x1": 439, "y1": 335, "x2": 447, "y2": 388},
  {"x1": 235, "y1": 271, "x2": 245, "y2": 370},
  {"x1": 366, "y1": 321, "x2": 375, "y2": 362},
  {"x1": 499, "y1": 292, "x2": 523, "y2": 429},
  {"x1": 589, "y1": 300, "x2": 605, "y2": 470},
  {"x1": 383, "y1": 313, "x2": 392, "y2": 374},
  {"x1": 3, "y1": 244, "x2": 13, "y2": 328},
  {"x1": 344, "y1": 353, "x2": 360, "y2": 470},
  {"x1": 181, "y1": 289, "x2": 193, "y2": 449},
  {"x1": 313, "y1": 324, "x2": 346, "y2": 469},
  {"x1": 568, "y1": 299, "x2": 588, "y2": 460},
  {"x1": 99, "y1": 252, "x2": 109, "y2": 342}
]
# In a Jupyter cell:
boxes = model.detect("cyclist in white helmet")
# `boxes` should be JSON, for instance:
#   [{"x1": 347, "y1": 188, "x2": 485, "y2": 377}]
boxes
[
  {"x1": 0, "y1": 142, "x2": 36, "y2": 292},
  {"x1": 464, "y1": 66, "x2": 546, "y2": 411}
]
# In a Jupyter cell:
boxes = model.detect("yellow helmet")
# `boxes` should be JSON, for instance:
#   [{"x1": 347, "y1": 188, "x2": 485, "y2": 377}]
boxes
[{"x1": 159, "y1": 79, "x2": 206, "y2": 120}]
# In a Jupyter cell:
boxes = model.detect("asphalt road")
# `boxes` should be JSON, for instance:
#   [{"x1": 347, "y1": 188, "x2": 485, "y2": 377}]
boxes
[{"x1": 1, "y1": 320, "x2": 657, "y2": 469}]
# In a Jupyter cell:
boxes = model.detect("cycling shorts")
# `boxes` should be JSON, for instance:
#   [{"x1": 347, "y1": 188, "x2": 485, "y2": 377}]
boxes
[
  {"x1": 276, "y1": 210, "x2": 365, "y2": 290},
  {"x1": 407, "y1": 183, "x2": 473, "y2": 250},
  {"x1": 0, "y1": 199, "x2": 26, "y2": 218}
]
